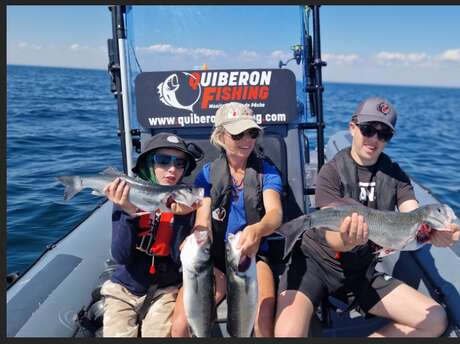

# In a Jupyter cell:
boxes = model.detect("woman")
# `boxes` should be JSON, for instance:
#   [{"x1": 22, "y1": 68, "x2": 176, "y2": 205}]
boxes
[
  {"x1": 100, "y1": 132, "x2": 201, "y2": 337},
  {"x1": 172, "y1": 102, "x2": 283, "y2": 337}
]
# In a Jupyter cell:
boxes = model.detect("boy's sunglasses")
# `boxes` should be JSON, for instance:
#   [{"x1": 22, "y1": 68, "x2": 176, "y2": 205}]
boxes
[
  {"x1": 151, "y1": 153, "x2": 188, "y2": 169},
  {"x1": 357, "y1": 124, "x2": 393, "y2": 142},
  {"x1": 229, "y1": 128, "x2": 260, "y2": 141}
]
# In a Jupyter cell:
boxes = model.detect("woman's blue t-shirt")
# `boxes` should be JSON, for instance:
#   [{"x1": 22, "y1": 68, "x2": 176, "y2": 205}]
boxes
[{"x1": 194, "y1": 160, "x2": 282, "y2": 252}]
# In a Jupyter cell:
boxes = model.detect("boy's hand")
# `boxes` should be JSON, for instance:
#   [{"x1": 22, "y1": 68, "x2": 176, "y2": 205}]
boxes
[{"x1": 103, "y1": 177, "x2": 137, "y2": 214}]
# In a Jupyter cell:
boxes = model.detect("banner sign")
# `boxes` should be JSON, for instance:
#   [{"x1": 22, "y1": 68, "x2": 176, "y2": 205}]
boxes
[{"x1": 134, "y1": 68, "x2": 297, "y2": 129}]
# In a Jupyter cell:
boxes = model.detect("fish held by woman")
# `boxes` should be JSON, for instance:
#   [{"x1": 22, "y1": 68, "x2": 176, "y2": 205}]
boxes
[{"x1": 225, "y1": 231, "x2": 258, "y2": 337}]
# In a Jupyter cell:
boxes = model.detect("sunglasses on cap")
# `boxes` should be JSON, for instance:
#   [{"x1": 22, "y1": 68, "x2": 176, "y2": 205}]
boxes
[
  {"x1": 151, "y1": 153, "x2": 188, "y2": 169},
  {"x1": 229, "y1": 128, "x2": 260, "y2": 141},
  {"x1": 357, "y1": 123, "x2": 393, "y2": 142}
]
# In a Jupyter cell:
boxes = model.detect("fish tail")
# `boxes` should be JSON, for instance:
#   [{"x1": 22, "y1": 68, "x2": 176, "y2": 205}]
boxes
[
  {"x1": 56, "y1": 176, "x2": 83, "y2": 201},
  {"x1": 276, "y1": 214, "x2": 311, "y2": 259}
]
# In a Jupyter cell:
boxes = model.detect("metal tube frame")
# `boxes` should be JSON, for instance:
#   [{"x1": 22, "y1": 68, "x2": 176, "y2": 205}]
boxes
[{"x1": 109, "y1": 5, "x2": 134, "y2": 176}]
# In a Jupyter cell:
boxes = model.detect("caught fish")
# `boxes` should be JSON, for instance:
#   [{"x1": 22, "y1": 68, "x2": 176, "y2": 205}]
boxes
[
  {"x1": 181, "y1": 230, "x2": 215, "y2": 337},
  {"x1": 277, "y1": 200, "x2": 457, "y2": 258},
  {"x1": 56, "y1": 166, "x2": 204, "y2": 213},
  {"x1": 225, "y1": 232, "x2": 258, "y2": 337}
]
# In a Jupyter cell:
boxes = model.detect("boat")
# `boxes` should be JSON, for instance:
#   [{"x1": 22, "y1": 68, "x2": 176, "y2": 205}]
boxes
[{"x1": 6, "y1": 5, "x2": 460, "y2": 337}]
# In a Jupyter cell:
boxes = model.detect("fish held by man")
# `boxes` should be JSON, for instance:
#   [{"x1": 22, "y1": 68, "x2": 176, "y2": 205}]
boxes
[
  {"x1": 225, "y1": 231, "x2": 258, "y2": 337},
  {"x1": 180, "y1": 230, "x2": 215, "y2": 337},
  {"x1": 277, "y1": 199, "x2": 458, "y2": 259},
  {"x1": 56, "y1": 166, "x2": 204, "y2": 213}
]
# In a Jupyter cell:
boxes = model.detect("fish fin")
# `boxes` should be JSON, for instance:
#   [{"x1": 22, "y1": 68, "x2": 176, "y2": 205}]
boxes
[
  {"x1": 324, "y1": 197, "x2": 365, "y2": 209},
  {"x1": 100, "y1": 166, "x2": 124, "y2": 177},
  {"x1": 374, "y1": 248, "x2": 398, "y2": 258},
  {"x1": 56, "y1": 176, "x2": 82, "y2": 201},
  {"x1": 275, "y1": 214, "x2": 310, "y2": 259},
  {"x1": 91, "y1": 190, "x2": 105, "y2": 197}
]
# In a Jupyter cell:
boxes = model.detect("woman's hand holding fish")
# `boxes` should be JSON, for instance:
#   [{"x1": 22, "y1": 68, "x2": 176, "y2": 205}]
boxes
[
  {"x1": 340, "y1": 212, "x2": 369, "y2": 250},
  {"x1": 237, "y1": 224, "x2": 262, "y2": 257},
  {"x1": 430, "y1": 223, "x2": 460, "y2": 247},
  {"x1": 103, "y1": 177, "x2": 137, "y2": 215}
]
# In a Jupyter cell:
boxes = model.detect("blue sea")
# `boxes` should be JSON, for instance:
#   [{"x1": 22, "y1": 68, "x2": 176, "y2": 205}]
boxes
[{"x1": 6, "y1": 64, "x2": 460, "y2": 275}]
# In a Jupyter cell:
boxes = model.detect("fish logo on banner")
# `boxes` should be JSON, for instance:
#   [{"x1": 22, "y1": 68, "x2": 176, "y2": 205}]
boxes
[{"x1": 157, "y1": 72, "x2": 202, "y2": 112}]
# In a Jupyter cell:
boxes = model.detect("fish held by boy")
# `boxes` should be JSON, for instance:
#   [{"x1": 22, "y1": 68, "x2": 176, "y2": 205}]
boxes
[
  {"x1": 56, "y1": 166, "x2": 204, "y2": 214},
  {"x1": 276, "y1": 198, "x2": 457, "y2": 259}
]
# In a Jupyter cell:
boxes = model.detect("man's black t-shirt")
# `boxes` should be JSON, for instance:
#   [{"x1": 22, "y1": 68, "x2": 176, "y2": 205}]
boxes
[{"x1": 301, "y1": 155, "x2": 416, "y2": 291}]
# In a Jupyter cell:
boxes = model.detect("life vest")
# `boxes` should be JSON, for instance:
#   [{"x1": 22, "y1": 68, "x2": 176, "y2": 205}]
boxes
[
  {"x1": 136, "y1": 211, "x2": 193, "y2": 274},
  {"x1": 209, "y1": 151, "x2": 266, "y2": 272},
  {"x1": 331, "y1": 147, "x2": 398, "y2": 260}
]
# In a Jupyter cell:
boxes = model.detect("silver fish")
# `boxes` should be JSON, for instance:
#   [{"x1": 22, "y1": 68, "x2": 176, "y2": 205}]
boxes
[
  {"x1": 181, "y1": 230, "x2": 215, "y2": 337},
  {"x1": 225, "y1": 232, "x2": 258, "y2": 337},
  {"x1": 56, "y1": 166, "x2": 204, "y2": 213},
  {"x1": 277, "y1": 202, "x2": 457, "y2": 259}
]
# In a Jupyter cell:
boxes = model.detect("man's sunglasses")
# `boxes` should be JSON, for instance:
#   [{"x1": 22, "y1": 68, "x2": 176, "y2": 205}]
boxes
[
  {"x1": 151, "y1": 153, "x2": 188, "y2": 169},
  {"x1": 229, "y1": 128, "x2": 260, "y2": 141},
  {"x1": 357, "y1": 124, "x2": 393, "y2": 142}
]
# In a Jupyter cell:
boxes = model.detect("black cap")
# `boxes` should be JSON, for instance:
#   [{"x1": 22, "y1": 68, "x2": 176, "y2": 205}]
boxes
[{"x1": 132, "y1": 132, "x2": 203, "y2": 176}]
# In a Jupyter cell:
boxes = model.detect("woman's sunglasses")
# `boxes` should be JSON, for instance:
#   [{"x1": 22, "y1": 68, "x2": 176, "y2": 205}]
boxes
[
  {"x1": 357, "y1": 124, "x2": 393, "y2": 142},
  {"x1": 151, "y1": 153, "x2": 188, "y2": 169},
  {"x1": 229, "y1": 128, "x2": 260, "y2": 141}
]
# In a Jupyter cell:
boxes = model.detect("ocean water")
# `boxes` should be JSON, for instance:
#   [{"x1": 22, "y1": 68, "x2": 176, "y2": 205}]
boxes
[{"x1": 6, "y1": 65, "x2": 460, "y2": 274}]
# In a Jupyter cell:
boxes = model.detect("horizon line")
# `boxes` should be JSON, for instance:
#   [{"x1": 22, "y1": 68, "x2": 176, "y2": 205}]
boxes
[{"x1": 7, "y1": 63, "x2": 460, "y2": 90}]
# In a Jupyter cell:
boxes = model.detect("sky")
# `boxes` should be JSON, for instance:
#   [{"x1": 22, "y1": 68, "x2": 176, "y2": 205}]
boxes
[{"x1": 6, "y1": 5, "x2": 460, "y2": 88}]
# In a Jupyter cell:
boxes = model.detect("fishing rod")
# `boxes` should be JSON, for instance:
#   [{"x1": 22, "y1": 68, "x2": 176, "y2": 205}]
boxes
[
  {"x1": 108, "y1": 5, "x2": 135, "y2": 176},
  {"x1": 299, "y1": 5, "x2": 326, "y2": 172},
  {"x1": 278, "y1": 5, "x2": 326, "y2": 199},
  {"x1": 310, "y1": 5, "x2": 326, "y2": 171}
]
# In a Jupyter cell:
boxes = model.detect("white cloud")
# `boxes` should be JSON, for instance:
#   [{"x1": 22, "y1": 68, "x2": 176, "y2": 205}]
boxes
[
  {"x1": 136, "y1": 43, "x2": 225, "y2": 58},
  {"x1": 240, "y1": 50, "x2": 259, "y2": 59},
  {"x1": 17, "y1": 42, "x2": 42, "y2": 50},
  {"x1": 374, "y1": 51, "x2": 430, "y2": 65},
  {"x1": 323, "y1": 53, "x2": 360, "y2": 64},
  {"x1": 436, "y1": 48, "x2": 460, "y2": 62},
  {"x1": 270, "y1": 50, "x2": 291, "y2": 61},
  {"x1": 69, "y1": 43, "x2": 91, "y2": 51}
]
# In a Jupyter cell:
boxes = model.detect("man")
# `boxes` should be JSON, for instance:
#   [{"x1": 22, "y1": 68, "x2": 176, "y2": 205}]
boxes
[{"x1": 275, "y1": 97, "x2": 459, "y2": 337}]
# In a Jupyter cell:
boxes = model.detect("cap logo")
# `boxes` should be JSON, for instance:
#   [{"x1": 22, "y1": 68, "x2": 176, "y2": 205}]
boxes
[
  {"x1": 167, "y1": 135, "x2": 180, "y2": 143},
  {"x1": 228, "y1": 111, "x2": 239, "y2": 119},
  {"x1": 377, "y1": 102, "x2": 390, "y2": 115}
]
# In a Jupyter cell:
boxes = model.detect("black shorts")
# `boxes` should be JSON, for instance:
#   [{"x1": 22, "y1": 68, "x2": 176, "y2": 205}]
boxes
[{"x1": 278, "y1": 245, "x2": 403, "y2": 315}]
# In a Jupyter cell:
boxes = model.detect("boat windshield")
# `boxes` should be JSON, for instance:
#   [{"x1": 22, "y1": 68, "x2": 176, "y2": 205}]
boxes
[{"x1": 123, "y1": 5, "x2": 307, "y2": 129}]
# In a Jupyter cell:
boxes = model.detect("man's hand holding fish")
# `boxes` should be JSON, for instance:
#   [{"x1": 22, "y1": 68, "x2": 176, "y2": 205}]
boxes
[{"x1": 429, "y1": 222, "x2": 460, "y2": 247}]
